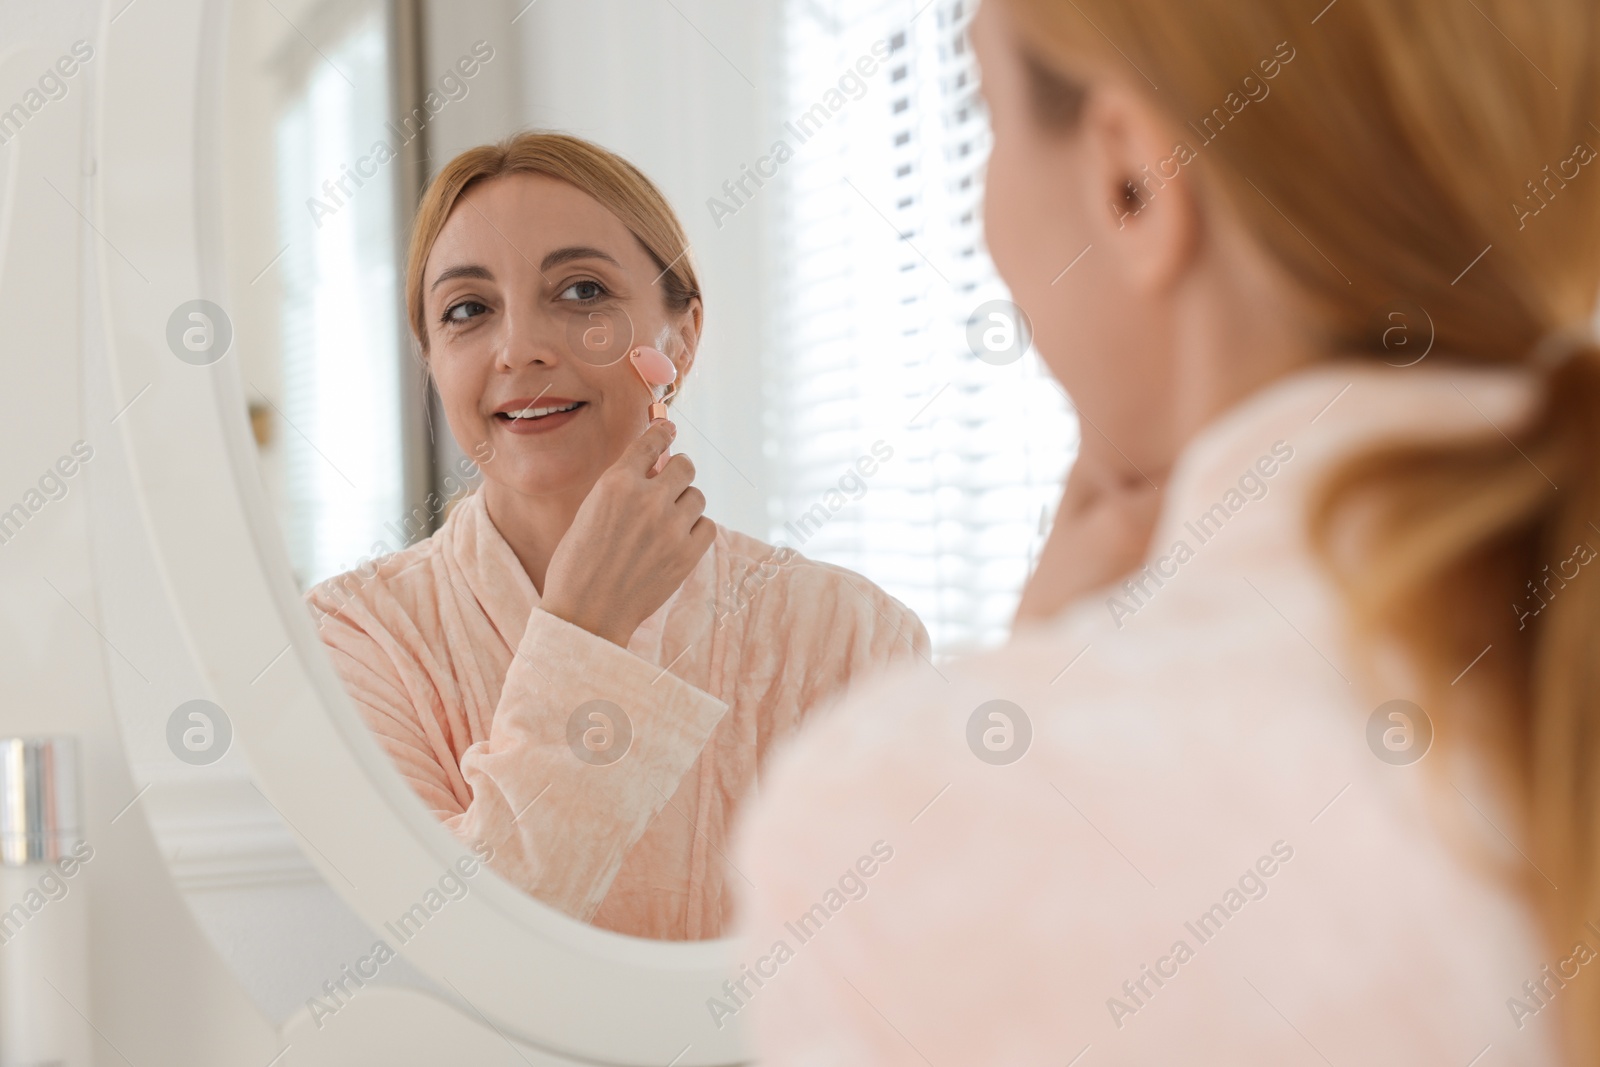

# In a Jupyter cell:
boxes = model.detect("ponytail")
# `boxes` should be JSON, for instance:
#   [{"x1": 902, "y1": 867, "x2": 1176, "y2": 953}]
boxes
[
  {"x1": 1309, "y1": 340, "x2": 1600, "y2": 1053},
  {"x1": 1003, "y1": 0, "x2": 1600, "y2": 1054}
]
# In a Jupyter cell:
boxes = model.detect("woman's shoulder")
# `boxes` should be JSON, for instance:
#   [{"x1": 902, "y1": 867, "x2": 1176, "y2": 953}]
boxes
[
  {"x1": 712, "y1": 527, "x2": 931, "y2": 665},
  {"x1": 714, "y1": 526, "x2": 922, "y2": 629},
  {"x1": 738, "y1": 606, "x2": 1548, "y2": 1060},
  {"x1": 305, "y1": 486, "x2": 494, "y2": 626},
  {"x1": 303, "y1": 524, "x2": 449, "y2": 629}
]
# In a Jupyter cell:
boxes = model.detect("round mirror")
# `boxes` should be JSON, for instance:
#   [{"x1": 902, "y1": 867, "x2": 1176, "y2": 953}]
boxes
[
  {"x1": 99, "y1": 1, "x2": 753, "y2": 1062},
  {"x1": 97, "y1": 0, "x2": 1074, "y2": 1060}
]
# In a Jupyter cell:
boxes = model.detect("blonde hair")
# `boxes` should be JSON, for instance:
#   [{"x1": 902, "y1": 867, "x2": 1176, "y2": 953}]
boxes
[
  {"x1": 1005, "y1": 0, "x2": 1600, "y2": 1054},
  {"x1": 404, "y1": 130, "x2": 701, "y2": 355}
]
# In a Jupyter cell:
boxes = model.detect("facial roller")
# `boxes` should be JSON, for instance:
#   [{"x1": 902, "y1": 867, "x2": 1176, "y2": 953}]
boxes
[
  {"x1": 628, "y1": 346, "x2": 678, "y2": 473},
  {"x1": 628, "y1": 345, "x2": 678, "y2": 421}
]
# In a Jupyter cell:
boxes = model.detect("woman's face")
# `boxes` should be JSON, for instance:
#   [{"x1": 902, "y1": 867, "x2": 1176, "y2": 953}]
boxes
[{"x1": 421, "y1": 173, "x2": 699, "y2": 502}]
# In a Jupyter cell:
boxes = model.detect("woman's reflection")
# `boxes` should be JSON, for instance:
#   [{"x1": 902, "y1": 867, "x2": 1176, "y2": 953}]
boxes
[{"x1": 304, "y1": 131, "x2": 929, "y2": 939}]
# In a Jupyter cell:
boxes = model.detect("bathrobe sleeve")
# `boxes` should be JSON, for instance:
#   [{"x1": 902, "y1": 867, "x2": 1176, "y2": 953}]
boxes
[{"x1": 313, "y1": 595, "x2": 729, "y2": 923}]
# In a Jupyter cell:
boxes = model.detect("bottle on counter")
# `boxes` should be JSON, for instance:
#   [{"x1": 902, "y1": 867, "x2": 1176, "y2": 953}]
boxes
[{"x1": 0, "y1": 736, "x2": 91, "y2": 1067}]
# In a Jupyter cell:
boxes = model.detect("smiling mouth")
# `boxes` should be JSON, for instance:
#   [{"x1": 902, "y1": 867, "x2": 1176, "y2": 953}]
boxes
[{"x1": 496, "y1": 401, "x2": 585, "y2": 422}]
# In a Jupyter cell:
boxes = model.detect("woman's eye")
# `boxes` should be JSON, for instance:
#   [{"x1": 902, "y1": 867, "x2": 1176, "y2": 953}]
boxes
[
  {"x1": 559, "y1": 280, "x2": 608, "y2": 303},
  {"x1": 443, "y1": 300, "x2": 488, "y2": 324}
]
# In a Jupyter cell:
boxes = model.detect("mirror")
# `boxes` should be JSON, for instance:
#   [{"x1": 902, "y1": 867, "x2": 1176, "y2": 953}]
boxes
[
  {"x1": 103, "y1": 0, "x2": 1075, "y2": 1058},
  {"x1": 213, "y1": 0, "x2": 1076, "y2": 943}
]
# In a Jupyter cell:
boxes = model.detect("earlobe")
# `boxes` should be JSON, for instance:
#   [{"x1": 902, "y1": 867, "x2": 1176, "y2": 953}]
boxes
[{"x1": 1106, "y1": 168, "x2": 1198, "y2": 292}]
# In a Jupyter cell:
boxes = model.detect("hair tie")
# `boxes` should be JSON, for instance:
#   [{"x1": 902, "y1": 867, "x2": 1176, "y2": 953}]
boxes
[{"x1": 1531, "y1": 327, "x2": 1599, "y2": 371}]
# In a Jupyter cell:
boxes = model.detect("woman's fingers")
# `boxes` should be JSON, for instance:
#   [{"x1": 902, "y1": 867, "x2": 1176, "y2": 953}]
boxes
[
  {"x1": 687, "y1": 514, "x2": 718, "y2": 556},
  {"x1": 676, "y1": 485, "x2": 707, "y2": 524},
  {"x1": 542, "y1": 419, "x2": 714, "y2": 647},
  {"x1": 623, "y1": 418, "x2": 677, "y2": 475},
  {"x1": 656, "y1": 452, "x2": 698, "y2": 495}
]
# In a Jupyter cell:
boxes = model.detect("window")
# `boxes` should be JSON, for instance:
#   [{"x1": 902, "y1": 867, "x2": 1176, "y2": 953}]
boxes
[
  {"x1": 272, "y1": 8, "x2": 407, "y2": 589},
  {"x1": 769, "y1": 0, "x2": 1078, "y2": 655}
]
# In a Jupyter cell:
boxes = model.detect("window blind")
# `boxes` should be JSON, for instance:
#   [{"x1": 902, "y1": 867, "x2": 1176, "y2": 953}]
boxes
[{"x1": 769, "y1": 0, "x2": 1078, "y2": 655}]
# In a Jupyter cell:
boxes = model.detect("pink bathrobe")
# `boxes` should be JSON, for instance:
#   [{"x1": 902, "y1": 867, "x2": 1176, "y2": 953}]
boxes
[
  {"x1": 305, "y1": 492, "x2": 929, "y2": 940},
  {"x1": 733, "y1": 364, "x2": 1563, "y2": 1065}
]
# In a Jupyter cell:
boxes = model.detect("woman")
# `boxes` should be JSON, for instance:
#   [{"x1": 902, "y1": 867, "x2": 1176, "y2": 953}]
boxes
[
  {"x1": 735, "y1": 0, "x2": 1600, "y2": 1062},
  {"x1": 306, "y1": 132, "x2": 929, "y2": 941}
]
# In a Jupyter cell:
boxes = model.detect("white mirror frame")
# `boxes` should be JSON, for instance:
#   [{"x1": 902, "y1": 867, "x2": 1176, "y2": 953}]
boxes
[{"x1": 97, "y1": 0, "x2": 747, "y2": 1062}]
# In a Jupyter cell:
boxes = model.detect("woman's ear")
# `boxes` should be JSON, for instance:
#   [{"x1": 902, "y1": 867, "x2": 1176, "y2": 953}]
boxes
[
  {"x1": 1081, "y1": 83, "x2": 1200, "y2": 294},
  {"x1": 669, "y1": 298, "x2": 703, "y2": 380}
]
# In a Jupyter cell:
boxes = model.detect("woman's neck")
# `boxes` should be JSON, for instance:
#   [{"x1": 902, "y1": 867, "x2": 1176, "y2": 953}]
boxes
[{"x1": 480, "y1": 478, "x2": 592, "y2": 596}]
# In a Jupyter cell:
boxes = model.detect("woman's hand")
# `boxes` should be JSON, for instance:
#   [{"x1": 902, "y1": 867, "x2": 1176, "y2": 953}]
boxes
[
  {"x1": 541, "y1": 419, "x2": 717, "y2": 647},
  {"x1": 1014, "y1": 433, "x2": 1165, "y2": 628}
]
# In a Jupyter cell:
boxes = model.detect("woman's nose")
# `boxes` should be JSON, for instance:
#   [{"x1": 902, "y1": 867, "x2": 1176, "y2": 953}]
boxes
[{"x1": 494, "y1": 306, "x2": 564, "y2": 370}]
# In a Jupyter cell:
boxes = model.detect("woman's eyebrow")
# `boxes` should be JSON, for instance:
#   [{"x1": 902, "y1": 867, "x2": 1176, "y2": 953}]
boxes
[
  {"x1": 540, "y1": 245, "x2": 620, "y2": 271},
  {"x1": 430, "y1": 264, "x2": 494, "y2": 291}
]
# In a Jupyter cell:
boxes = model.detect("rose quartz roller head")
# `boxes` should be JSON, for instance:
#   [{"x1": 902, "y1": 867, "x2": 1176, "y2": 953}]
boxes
[
  {"x1": 628, "y1": 346, "x2": 678, "y2": 421},
  {"x1": 628, "y1": 346, "x2": 678, "y2": 474}
]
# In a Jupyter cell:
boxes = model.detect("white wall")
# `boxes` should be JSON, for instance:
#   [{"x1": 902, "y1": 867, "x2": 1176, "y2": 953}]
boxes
[{"x1": 0, "y1": 0, "x2": 286, "y2": 1062}]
